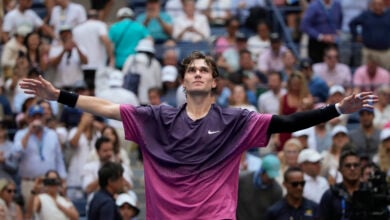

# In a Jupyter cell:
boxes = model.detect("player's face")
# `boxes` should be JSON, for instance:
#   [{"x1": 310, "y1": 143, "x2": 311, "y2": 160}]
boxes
[{"x1": 183, "y1": 59, "x2": 216, "y2": 95}]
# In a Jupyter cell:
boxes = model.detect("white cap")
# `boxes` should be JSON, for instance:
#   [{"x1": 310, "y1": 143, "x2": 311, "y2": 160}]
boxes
[
  {"x1": 136, "y1": 38, "x2": 155, "y2": 54},
  {"x1": 161, "y1": 65, "x2": 178, "y2": 82},
  {"x1": 292, "y1": 128, "x2": 311, "y2": 137},
  {"x1": 116, "y1": 7, "x2": 134, "y2": 18},
  {"x1": 329, "y1": 85, "x2": 345, "y2": 96},
  {"x1": 116, "y1": 192, "x2": 140, "y2": 215},
  {"x1": 108, "y1": 71, "x2": 124, "y2": 87},
  {"x1": 331, "y1": 125, "x2": 348, "y2": 137},
  {"x1": 380, "y1": 128, "x2": 390, "y2": 141},
  {"x1": 298, "y1": 148, "x2": 323, "y2": 164},
  {"x1": 15, "y1": 25, "x2": 33, "y2": 37}
]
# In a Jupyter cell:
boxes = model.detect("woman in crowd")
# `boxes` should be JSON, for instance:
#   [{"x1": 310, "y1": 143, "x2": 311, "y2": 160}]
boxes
[
  {"x1": 0, "y1": 179, "x2": 23, "y2": 220},
  {"x1": 24, "y1": 31, "x2": 49, "y2": 71},
  {"x1": 229, "y1": 84, "x2": 257, "y2": 112}
]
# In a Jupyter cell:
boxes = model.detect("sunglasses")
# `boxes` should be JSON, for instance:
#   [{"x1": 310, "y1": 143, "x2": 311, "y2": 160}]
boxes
[
  {"x1": 344, "y1": 163, "x2": 360, "y2": 169},
  {"x1": 288, "y1": 181, "x2": 306, "y2": 187}
]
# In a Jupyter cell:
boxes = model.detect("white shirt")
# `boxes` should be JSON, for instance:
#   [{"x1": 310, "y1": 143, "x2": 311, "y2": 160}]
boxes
[
  {"x1": 36, "y1": 194, "x2": 73, "y2": 220},
  {"x1": 165, "y1": 0, "x2": 184, "y2": 18},
  {"x1": 257, "y1": 89, "x2": 286, "y2": 114},
  {"x1": 48, "y1": 45, "x2": 87, "y2": 88},
  {"x1": 247, "y1": 36, "x2": 270, "y2": 62},
  {"x1": 66, "y1": 128, "x2": 100, "y2": 187},
  {"x1": 2, "y1": 8, "x2": 43, "y2": 34},
  {"x1": 303, "y1": 173, "x2": 329, "y2": 204},
  {"x1": 49, "y1": 3, "x2": 86, "y2": 36},
  {"x1": 196, "y1": 0, "x2": 231, "y2": 21},
  {"x1": 73, "y1": 20, "x2": 109, "y2": 70},
  {"x1": 173, "y1": 13, "x2": 210, "y2": 42}
]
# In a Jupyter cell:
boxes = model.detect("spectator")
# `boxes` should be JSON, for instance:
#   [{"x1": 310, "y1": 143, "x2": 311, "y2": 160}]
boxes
[
  {"x1": 49, "y1": 0, "x2": 86, "y2": 37},
  {"x1": 122, "y1": 38, "x2": 162, "y2": 105},
  {"x1": 136, "y1": 0, "x2": 173, "y2": 44},
  {"x1": 165, "y1": 0, "x2": 184, "y2": 18},
  {"x1": 292, "y1": 127, "x2": 316, "y2": 150},
  {"x1": 66, "y1": 112, "x2": 100, "y2": 197},
  {"x1": 173, "y1": 0, "x2": 210, "y2": 42},
  {"x1": 1, "y1": 0, "x2": 54, "y2": 42},
  {"x1": 312, "y1": 47, "x2": 352, "y2": 88},
  {"x1": 89, "y1": 0, "x2": 113, "y2": 21},
  {"x1": 321, "y1": 125, "x2": 350, "y2": 185},
  {"x1": 237, "y1": 154, "x2": 283, "y2": 220},
  {"x1": 1, "y1": 25, "x2": 29, "y2": 81},
  {"x1": 231, "y1": 0, "x2": 266, "y2": 25},
  {"x1": 81, "y1": 137, "x2": 132, "y2": 196},
  {"x1": 32, "y1": 170, "x2": 79, "y2": 220},
  {"x1": 48, "y1": 26, "x2": 88, "y2": 89},
  {"x1": 318, "y1": 150, "x2": 363, "y2": 219},
  {"x1": 258, "y1": 71, "x2": 286, "y2": 115},
  {"x1": 161, "y1": 65, "x2": 179, "y2": 107},
  {"x1": 325, "y1": 85, "x2": 348, "y2": 130},
  {"x1": 214, "y1": 17, "x2": 241, "y2": 54},
  {"x1": 349, "y1": 0, "x2": 390, "y2": 70},
  {"x1": 116, "y1": 192, "x2": 140, "y2": 220},
  {"x1": 265, "y1": 167, "x2": 319, "y2": 220},
  {"x1": 280, "y1": 49, "x2": 298, "y2": 82},
  {"x1": 229, "y1": 84, "x2": 257, "y2": 112},
  {"x1": 109, "y1": 7, "x2": 149, "y2": 70},
  {"x1": 24, "y1": 31, "x2": 50, "y2": 71},
  {"x1": 87, "y1": 162, "x2": 125, "y2": 220},
  {"x1": 313, "y1": 120, "x2": 332, "y2": 154},
  {"x1": 373, "y1": 128, "x2": 390, "y2": 175},
  {"x1": 0, "y1": 179, "x2": 23, "y2": 220},
  {"x1": 219, "y1": 33, "x2": 249, "y2": 74},
  {"x1": 247, "y1": 21, "x2": 270, "y2": 62},
  {"x1": 300, "y1": 0, "x2": 342, "y2": 63},
  {"x1": 100, "y1": 126, "x2": 131, "y2": 166},
  {"x1": 348, "y1": 108, "x2": 380, "y2": 160},
  {"x1": 300, "y1": 58, "x2": 329, "y2": 104},
  {"x1": 0, "y1": 121, "x2": 17, "y2": 182},
  {"x1": 73, "y1": 9, "x2": 115, "y2": 93},
  {"x1": 373, "y1": 85, "x2": 390, "y2": 129},
  {"x1": 257, "y1": 32, "x2": 287, "y2": 74},
  {"x1": 298, "y1": 148, "x2": 329, "y2": 203},
  {"x1": 360, "y1": 161, "x2": 380, "y2": 183},
  {"x1": 148, "y1": 87, "x2": 163, "y2": 106},
  {"x1": 352, "y1": 56, "x2": 390, "y2": 93},
  {"x1": 196, "y1": 0, "x2": 231, "y2": 26},
  {"x1": 12, "y1": 105, "x2": 67, "y2": 214},
  {"x1": 239, "y1": 151, "x2": 262, "y2": 173}
]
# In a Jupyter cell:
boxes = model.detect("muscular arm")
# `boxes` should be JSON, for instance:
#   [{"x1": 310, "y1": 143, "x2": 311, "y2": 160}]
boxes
[{"x1": 267, "y1": 104, "x2": 339, "y2": 135}]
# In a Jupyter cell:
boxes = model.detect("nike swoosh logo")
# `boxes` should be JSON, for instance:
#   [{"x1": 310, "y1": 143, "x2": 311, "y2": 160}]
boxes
[{"x1": 208, "y1": 130, "x2": 220, "y2": 135}]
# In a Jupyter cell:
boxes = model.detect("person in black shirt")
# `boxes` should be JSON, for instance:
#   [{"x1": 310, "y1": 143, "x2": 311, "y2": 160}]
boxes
[
  {"x1": 88, "y1": 161, "x2": 124, "y2": 220},
  {"x1": 265, "y1": 166, "x2": 319, "y2": 220}
]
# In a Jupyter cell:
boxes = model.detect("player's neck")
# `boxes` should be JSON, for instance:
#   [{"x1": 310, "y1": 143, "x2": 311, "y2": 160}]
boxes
[{"x1": 186, "y1": 96, "x2": 213, "y2": 120}]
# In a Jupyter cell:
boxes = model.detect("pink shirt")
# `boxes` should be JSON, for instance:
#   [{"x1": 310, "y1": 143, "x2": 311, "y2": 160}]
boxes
[{"x1": 353, "y1": 65, "x2": 390, "y2": 91}]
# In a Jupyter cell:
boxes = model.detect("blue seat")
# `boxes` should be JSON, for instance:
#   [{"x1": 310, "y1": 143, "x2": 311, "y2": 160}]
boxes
[
  {"x1": 176, "y1": 41, "x2": 211, "y2": 61},
  {"x1": 31, "y1": 0, "x2": 47, "y2": 19}
]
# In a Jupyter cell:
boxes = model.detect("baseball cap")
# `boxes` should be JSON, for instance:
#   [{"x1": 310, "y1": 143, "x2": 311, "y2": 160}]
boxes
[
  {"x1": 116, "y1": 192, "x2": 140, "y2": 216},
  {"x1": 298, "y1": 148, "x2": 323, "y2": 164},
  {"x1": 292, "y1": 128, "x2": 311, "y2": 138},
  {"x1": 380, "y1": 128, "x2": 390, "y2": 141},
  {"x1": 261, "y1": 154, "x2": 280, "y2": 178},
  {"x1": 16, "y1": 25, "x2": 33, "y2": 37},
  {"x1": 136, "y1": 38, "x2": 155, "y2": 54},
  {"x1": 331, "y1": 125, "x2": 348, "y2": 137},
  {"x1": 108, "y1": 71, "x2": 124, "y2": 87},
  {"x1": 299, "y1": 58, "x2": 312, "y2": 69},
  {"x1": 59, "y1": 25, "x2": 72, "y2": 34},
  {"x1": 116, "y1": 7, "x2": 134, "y2": 18},
  {"x1": 161, "y1": 65, "x2": 178, "y2": 83},
  {"x1": 28, "y1": 105, "x2": 44, "y2": 117},
  {"x1": 270, "y1": 32, "x2": 281, "y2": 43},
  {"x1": 328, "y1": 85, "x2": 345, "y2": 96}
]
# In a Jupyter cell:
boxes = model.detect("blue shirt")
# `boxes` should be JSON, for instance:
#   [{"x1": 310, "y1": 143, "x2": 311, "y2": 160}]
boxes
[
  {"x1": 88, "y1": 189, "x2": 121, "y2": 220},
  {"x1": 349, "y1": 9, "x2": 390, "y2": 50},
  {"x1": 265, "y1": 197, "x2": 319, "y2": 220},
  {"x1": 308, "y1": 75, "x2": 329, "y2": 103},
  {"x1": 109, "y1": 19, "x2": 149, "y2": 69},
  {"x1": 300, "y1": 0, "x2": 343, "y2": 39},
  {"x1": 136, "y1": 12, "x2": 172, "y2": 42},
  {"x1": 12, "y1": 127, "x2": 67, "y2": 179}
]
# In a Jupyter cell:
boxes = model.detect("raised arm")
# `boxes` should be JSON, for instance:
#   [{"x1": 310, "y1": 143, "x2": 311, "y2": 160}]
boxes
[
  {"x1": 267, "y1": 92, "x2": 378, "y2": 134},
  {"x1": 19, "y1": 75, "x2": 121, "y2": 120}
]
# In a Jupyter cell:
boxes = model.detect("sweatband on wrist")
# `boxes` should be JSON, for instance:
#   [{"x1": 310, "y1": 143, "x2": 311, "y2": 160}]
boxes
[
  {"x1": 335, "y1": 103, "x2": 343, "y2": 115},
  {"x1": 58, "y1": 90, "x2": 78, "y2": 107}
]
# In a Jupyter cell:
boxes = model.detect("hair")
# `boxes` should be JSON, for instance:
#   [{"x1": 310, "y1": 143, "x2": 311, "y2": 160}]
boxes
[
  {"x1": 23, "y1": 31, "x2": 42, "y2": 68},
  {"x1": 224, "y1": 17, "x2": 239, "y2": 27},
  {"x1": 98, "y1": 161, "x2": 124, "y2": 188},
  {"x1": 283, "y1": 166, "x2": 303, "y2": 183},
  {"x1": 228, "y1": 84, "x2": 249, "y2": 106},
  {"x1": 179, "y1": 51, "x2": 219, "y2": 79},
  {"x1": 287, "y1": 71, "x2": 310, "y2": 101},
  {"x1": 361, "y1": 162, "x2": 380, "y2": 176},
  {"x1": 378, "y1": 140, "x2": 390, "y2": 172},
  {"x1": 239, "y1": 49, "x2": 251, "y2": 58},
  {"x1": 324, "y1": 46, "x2": 338, "y2": 57},
  {"x1": 268, "y1": 71, "x2": 283, "y2": 82},
  {"x1": 102, "y1": 126, "x2": 120, "y2": 154},
  {"x1": 95, "y1": 136, "x2": 112, "y2": 151},
  {"x1": 148, "y1": 87, "x2": 162, "y2": 97},
  {"x1": 339, "y1": 149, "x2": 359, "y2": 168},
  {"x1": 44, "y1": 169, "x2": 60, "y2": 179}
]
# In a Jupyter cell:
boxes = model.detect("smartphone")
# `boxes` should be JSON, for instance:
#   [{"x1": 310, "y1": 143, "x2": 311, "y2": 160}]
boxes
[{"x1": 43, "y1": 178, "x2": 60, "y2": 186}]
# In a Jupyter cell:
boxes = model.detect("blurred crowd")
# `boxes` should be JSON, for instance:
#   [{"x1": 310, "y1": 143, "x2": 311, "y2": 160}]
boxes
[{"x1": 0, "y1": 0, "x2": 389, "y2": 219}]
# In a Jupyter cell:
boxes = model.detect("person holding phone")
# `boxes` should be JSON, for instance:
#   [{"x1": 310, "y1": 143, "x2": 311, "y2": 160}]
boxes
[{"x1": 31, "y1": 170, "x2": 79, "y2": 220}]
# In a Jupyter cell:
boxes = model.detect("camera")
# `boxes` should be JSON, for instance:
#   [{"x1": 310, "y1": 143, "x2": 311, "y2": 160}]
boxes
[
  {"x1": 351, "y1": 170, "x2": 390, "y2": 220},
  {"x1": 42, "y1": 178, "x2": 60, "y2": 186}
]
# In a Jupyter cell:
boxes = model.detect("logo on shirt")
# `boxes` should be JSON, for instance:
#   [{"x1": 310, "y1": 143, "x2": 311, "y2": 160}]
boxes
[{"x1": 208, "y1": 130, "x2": 220, "y2": 135}]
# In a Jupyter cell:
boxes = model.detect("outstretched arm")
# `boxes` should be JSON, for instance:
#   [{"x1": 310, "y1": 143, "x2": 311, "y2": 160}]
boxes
[
  {"x1": 267, "y1": 92, "x2": 377, "y2": 134},
  {"x1": 19, "y1": 75, "x2": 121, "y2": 120}
]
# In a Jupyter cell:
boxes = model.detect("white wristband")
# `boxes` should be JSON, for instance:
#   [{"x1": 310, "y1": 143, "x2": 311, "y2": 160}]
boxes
[{"x1": 335, "y1": 103, "x2": 343, "y2": 115}]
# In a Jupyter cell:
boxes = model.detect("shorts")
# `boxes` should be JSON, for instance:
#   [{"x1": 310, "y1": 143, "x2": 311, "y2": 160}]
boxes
[{"x1": 90, "y1": 0, "x2": 111, "y2": 10}]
